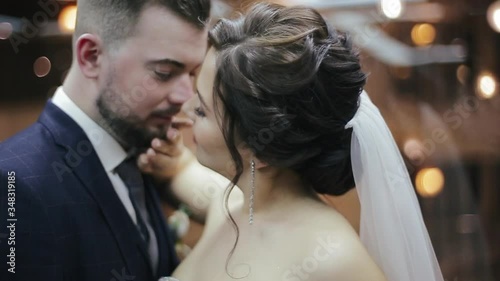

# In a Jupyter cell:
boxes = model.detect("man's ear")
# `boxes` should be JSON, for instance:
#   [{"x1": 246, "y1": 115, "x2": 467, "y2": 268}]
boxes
[{"x1": 75, "y1": 33, "x2": 103, "y2": 79}]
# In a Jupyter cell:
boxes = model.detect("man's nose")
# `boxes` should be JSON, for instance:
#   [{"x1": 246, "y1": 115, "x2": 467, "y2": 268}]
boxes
[
  {"x1": 182, "y1": 95, "x2": 197, "y2": 122},
  {"x1": 167, "y1": 73, "x2": 195, "y2": 105}
]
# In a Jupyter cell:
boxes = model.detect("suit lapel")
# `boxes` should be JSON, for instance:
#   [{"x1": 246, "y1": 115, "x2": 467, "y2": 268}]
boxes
[{"x1": 39, "y1": 102, "x2": 154, "y2": 278}]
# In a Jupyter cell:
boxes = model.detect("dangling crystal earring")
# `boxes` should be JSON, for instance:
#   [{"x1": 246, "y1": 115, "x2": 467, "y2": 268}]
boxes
[{"x1": 249, "y1": 160, "x2": 256, "y2": 225}]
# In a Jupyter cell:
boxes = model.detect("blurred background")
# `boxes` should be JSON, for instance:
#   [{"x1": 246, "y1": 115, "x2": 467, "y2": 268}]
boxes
[{"x1": 1, "y1": 0, "x2": 499, "y2": 280}]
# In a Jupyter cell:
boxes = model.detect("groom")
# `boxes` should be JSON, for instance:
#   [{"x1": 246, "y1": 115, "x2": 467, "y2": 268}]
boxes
[{"x1": 0, "y1": 0, "x2": 209, "y2": 280}]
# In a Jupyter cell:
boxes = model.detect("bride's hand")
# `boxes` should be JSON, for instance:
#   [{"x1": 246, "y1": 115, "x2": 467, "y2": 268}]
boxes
[
  {"x1": 139, "y1": 116, "x2": 228, "y2": 220},
  {"x1": 138, "y1": 117, "x2": 195, "y2": 180}
]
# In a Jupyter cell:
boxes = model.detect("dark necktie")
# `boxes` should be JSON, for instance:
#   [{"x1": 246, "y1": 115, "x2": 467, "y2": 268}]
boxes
[{"x1": 114, "y1": 158, "x2": 159, "y2": 273}]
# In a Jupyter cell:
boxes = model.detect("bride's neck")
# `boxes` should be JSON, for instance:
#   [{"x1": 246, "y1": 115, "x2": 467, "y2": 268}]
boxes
[{"x1": 235, "y1": 168, "x2": 319, "y2": 217}]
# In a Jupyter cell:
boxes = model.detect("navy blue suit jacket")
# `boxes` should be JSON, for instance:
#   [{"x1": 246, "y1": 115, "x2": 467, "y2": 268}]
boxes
[{"x1": 0, "y1": 102, "x2": 179, "y2": 281}]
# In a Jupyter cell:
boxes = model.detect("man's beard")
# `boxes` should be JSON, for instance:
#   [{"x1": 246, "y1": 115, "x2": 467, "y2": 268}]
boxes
[{"x1": 96, "y1": 86, "x2": 167, "y2": 155}]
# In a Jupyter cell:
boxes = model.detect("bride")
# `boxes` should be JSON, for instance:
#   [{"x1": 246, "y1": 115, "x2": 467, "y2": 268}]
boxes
[{"x1": 140, "y1": 3, "x2": 444, "y2": 281}]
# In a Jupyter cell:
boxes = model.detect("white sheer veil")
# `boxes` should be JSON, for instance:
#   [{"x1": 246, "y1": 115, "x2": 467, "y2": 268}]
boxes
[{"x1": 345, "y1": 91, "x2": 444, "y2": 281}]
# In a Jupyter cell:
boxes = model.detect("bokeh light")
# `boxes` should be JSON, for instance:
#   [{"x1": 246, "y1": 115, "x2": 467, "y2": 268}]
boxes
[
  {"x1": 456, "y1": 65, "x2": 470, "y2": 85},
  {"x1": 0, "y1": 22, "x2": 13, "y2": 40},
  {"x1": 487, "y1": 1, "x2": 500, "y2": 33},
  {"x1": 58, "y1": 5, "x2": 78, "y2": 33},
  {"x1": 411, "y1": 23, "x2": 436, "y2": 46},
  {"x1": 380, "y1": 0, "x2": 403, "y2": 19},
  {"x1": 33, "y1": 56, "x2": 52, "y2": 78},
  {"x1": 477, "y1": 72, "x2": 497, "y2": 99},
  {"x1": 403, "y1": 138, "x2": 425, "y2": 163},
  {"x1": 415, "y1": 167, "x2": 445, "y2": 198}
]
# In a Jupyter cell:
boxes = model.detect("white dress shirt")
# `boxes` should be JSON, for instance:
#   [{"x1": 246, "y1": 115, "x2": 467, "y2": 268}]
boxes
[{"x1": 51, "y1": 86, "x2": 139, "y2": 225}]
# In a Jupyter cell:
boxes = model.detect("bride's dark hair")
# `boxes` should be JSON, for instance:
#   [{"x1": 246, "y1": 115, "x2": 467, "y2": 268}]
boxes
[{"x1": 209, "y1": 3, "x2": 366, "y2": 196}]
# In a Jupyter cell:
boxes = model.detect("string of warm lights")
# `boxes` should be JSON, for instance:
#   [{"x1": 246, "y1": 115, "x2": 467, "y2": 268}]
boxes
[
  {"x1": 379, "y1": 0, "x2": 498, "y2": 101},
  {"x1": 1, "y1": 1, "x2": 498, "y2": 100}
]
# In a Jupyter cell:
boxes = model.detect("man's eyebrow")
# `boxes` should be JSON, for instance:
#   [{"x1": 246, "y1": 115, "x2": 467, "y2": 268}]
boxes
[
  {"x1": 196, "y1": 89, "x2": 210, "y2": 110},
  {"x1": 147, "y1": 58, "x2": 185, "y2": 69}
]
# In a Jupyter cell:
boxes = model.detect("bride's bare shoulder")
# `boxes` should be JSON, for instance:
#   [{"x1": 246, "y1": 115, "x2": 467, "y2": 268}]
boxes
[
  {"x1": 305, "y1": 230, "x2": 386, "y2": 281},
  {"x1": 292, "y1": 205, "x2": 387, "y2": 281},
  {"x1": 291, "y1": 226, "x2": 386, "y2": 281}
]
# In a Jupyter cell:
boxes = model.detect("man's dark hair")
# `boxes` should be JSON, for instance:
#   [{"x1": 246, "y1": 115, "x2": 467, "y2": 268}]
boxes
[{"x1": 75, "y1": 0, "x2": 210, "y2": 46}]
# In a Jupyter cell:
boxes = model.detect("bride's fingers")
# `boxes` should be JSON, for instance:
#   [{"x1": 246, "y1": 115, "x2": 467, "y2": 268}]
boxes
[
  {"x1": 152, "y1": 137, "x2": 183, "y2": 157},
  {"x1": 166, "y1": 117, "x2": 192, "y2": 141},
  {"x1": 171, "y1": 116, "x2": 193, "y2": 129},
  {"x1": 165, "y1": 116, "x2": 192, "y2": 142},
  {"x1": 137, "y1": 153, "x2": 153, "y2": 173},
  {"x1": 145, "y1": 150, "x2": 178, "y2": 178},
  {"x1": 166, "y1": 127, "x2": 180, "y2": 142},
  {"x1": 139, "y1": 152, "x2": 174, "y2": 178}
]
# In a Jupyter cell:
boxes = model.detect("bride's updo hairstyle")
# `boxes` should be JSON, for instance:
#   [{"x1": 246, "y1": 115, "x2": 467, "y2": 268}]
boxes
[{"x1": 209, "y1": 3, "x2": 366, "y2": 195}]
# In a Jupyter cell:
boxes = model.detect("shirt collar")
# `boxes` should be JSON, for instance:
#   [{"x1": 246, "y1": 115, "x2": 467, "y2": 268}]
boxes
[{"x1": 51, "y1": 86, "x2": 127, "y2": 172}]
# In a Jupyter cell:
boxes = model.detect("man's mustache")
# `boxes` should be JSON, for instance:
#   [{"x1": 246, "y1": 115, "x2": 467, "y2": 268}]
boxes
[{"x1": 150, "y1": 107, "x2": 181, "y2": 117}]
